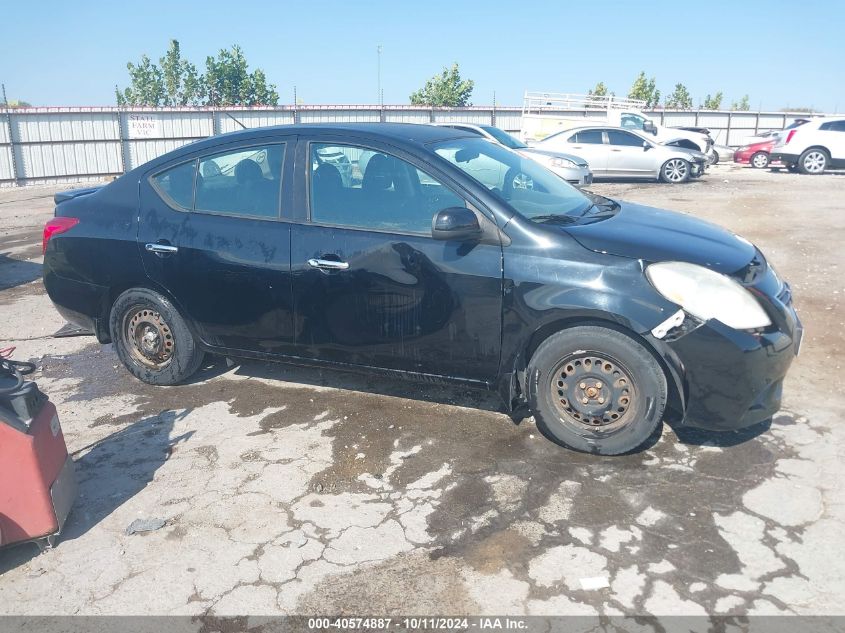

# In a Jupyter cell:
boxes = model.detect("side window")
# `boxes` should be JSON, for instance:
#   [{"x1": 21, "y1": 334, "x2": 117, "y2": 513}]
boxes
[
  {"x1": 152, "y1": 161, "x2": 196, "y2": 209},
  {"x1": 195, "y1": 144, "x2": 284, "y2": 218},
  {"x1": 570, "y1": 130, "x2": 604, "y2": 144},
  {"x1": 621, "y1": 114, "x2": 645, "y2": 130},
  {"x1": 309, "y1": 143, "x2": 465, "y2": 234},
  {"x1": 607, "y1": 130, "x2": 645, "y2": 147},
  {"x1": 821, "y1": 120, "x2": 845, "y2": 132}
]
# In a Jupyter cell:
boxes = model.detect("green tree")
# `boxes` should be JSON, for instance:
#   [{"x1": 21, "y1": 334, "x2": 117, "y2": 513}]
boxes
[
  {"x1": 627, "y1": 71, "x2": 660, "y2": 108},
  {"x1": 160, "y1": 39, "x2": 202, "y2": 106},
  {"x1": 5, "y1": 99, "x2": 32, "y2": 108},
  {"x1": 588, "y1": 81, "x2": 612, "y2": 97},
  {"x1": 731, "y1": 95, "x2": 751, "y2": 111},
  {"x1": 116, "y1": 41, "x2": 278, "y2": 107},
  {"x1": 409, "y1": 63, "x2": 474, "y2": 107},
  {"x1": 117, "y1": 54, "x2": 165, "y2": 106},
  {"x1": 701, "y1": 92, "x2": 723, "y2": 110},
  {"x1": 665, "y1": 83, "x2": 693, "y2": 109}
]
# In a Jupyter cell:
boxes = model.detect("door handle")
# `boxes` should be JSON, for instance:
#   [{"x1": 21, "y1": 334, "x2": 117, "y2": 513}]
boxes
[
  {"x1": 145, "y1": 243, "x2": 179, "y2": 255},
  {"x1": 308, "y1": 258, "x2": 349, "y2": 271},
  {"x1": 610, "y1": 149, "x2": 622, "y2": 152}
]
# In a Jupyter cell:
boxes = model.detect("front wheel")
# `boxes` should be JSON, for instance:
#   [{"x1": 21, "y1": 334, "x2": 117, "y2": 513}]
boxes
[
  {"x1": 751, "y1": 152, "x2": 769, "y2": 169},
  {"x1": 527, "y1": 326, "x2": 667, "y2": 455},
  {"x1": 660, "y1": 158, "x2": 691, "y2": 183},
  {"x1": 110, "y1": 288, "x2": 204, "y2": 385},
  {"x1": 798, "y1": 148, "x2": 828, "y2": 174}
]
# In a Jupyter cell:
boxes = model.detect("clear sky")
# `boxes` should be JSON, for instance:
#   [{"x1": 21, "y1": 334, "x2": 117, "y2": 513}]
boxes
[{"x1": 2, "y1": 0, "x2": 844, "y2": 111}]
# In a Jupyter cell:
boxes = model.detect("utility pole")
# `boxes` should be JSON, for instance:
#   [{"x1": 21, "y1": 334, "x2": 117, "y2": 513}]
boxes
[
  {"x1": 377, "y1": 45, "x2": 382, "y2": 106},
  {"x1": 1, "y1": 83, "x2": 7, "y2": 107}
]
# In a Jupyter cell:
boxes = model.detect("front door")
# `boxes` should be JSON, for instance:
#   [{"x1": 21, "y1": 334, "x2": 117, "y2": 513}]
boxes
[
  {"x1": 289, "y1": 138, "x2": 503, "y2": 383},
  {"x1": 138, "y1": 138, "x2": 297, "y2": 354},
  {"x1": 605, "y1": 130, "x2": 657, "y2": 177}
]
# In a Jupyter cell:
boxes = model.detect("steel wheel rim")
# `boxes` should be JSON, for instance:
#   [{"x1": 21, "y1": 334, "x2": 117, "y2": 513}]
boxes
[
  {"x1": 752, "y1": 153, "x2": 768, "y2": 168},
  {"x1": 124, "y1": 307, "x2": 174, "y2": 369},
  {"x1": 512, "y1": 172, "x2": 534, "y2": 190},
  {"x1": 803, "y1": 151, "x2": 825, "y2": 173},
  {"x1": 549, "y1": 352, "x2": 637, "y2": 433},
  {"x1": 664, "y1": 159, "x2": 688, "y2": 182}
]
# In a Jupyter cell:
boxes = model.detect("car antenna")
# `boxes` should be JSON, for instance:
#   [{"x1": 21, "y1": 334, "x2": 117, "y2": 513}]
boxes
[{"x1": 224, "y1": 111, "x2": 247, "y2": 130}]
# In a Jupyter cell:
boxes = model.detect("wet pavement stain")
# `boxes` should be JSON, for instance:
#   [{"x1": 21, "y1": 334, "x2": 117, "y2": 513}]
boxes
[{"x1": 29, "y1": 340, "x2": 824, "y2": 615}]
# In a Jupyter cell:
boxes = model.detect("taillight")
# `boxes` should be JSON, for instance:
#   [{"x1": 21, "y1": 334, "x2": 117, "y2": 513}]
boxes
[
  {"x1": 42, "y1": 217, "x2": 79, "y2": 254},
  {"x1": 785, "y1": 129, "x2": 797, "y2": 145}
]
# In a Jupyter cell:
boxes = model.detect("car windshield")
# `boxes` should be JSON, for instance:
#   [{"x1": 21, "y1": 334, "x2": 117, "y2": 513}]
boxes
[
  {"x1": 432, "y1": 137, "x2": 592, "y2": 221},
  {"x1": 480, "y1": 126, "x2": 527, "y2": 149}
]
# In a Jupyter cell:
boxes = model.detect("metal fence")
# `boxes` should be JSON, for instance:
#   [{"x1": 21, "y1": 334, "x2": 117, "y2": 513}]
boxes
[{"x1": 0, "y1": 105, "x2": 822, "y2": 186}]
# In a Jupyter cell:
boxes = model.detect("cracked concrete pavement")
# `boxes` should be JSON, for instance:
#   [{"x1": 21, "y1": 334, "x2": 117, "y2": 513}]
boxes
[{"x1": 0, "y1": 165, "x2": 843, "y2": 615}]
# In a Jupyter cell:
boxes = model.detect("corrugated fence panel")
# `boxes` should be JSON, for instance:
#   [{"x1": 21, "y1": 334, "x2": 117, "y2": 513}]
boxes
[
  {"x1": 494, "y1": 109, "x2": 522, "y2": 131},
  {"x1": 217, "y1": 110, "x2": 294, "y2": 133},
  {"x1": 126, "y1": 138, "x2": 198, "y2": 170},
  {"x1": 15, "y1": 141, "x2": 121, "y2": 178},
  {"x1": 432, "y1": 110, "x2": 494, "y2": 124},
  {"x1": 299, "y1": 109, "x2": 381, "y2": 123},
  {"x1": 0, "y1": 146, "x2": 14, "y2": 182},
  {"x1": 384, "y1": 110, "x2": 432, "y2": 124},
  {"x1": 1, "y1": 106, "x2": 835, "y2": 184},
  {"x1": 12, "y1": 111, "x2": 119, "y2": 142}
]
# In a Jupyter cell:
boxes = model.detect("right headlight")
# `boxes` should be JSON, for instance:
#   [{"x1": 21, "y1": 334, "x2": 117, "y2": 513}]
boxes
[{"x1": 646, "y1": 261, "x2": 771, "y2": 330}]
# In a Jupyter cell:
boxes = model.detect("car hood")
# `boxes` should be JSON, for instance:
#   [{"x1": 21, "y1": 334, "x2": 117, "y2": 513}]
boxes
[
  {"x1": 564, "y1": 200, "x2": 755, "y2": 274},
  {"x1": 517, "y1": 148, "x2": 588, "y2": 166}
]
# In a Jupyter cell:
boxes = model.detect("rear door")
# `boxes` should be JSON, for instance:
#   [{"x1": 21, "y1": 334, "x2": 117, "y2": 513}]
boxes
[
  {"x1": 563, "y1": 129, "x2": 607, "y2": 175},
  {"x1": 288, "y1": 135, "x2": 503, "y2": 382},
  {"x1": 605, "y1": 130, "x2": 656, "y2": 177},
  {"x1": 821, "y1": 120, "x2": 845, "y2": 160},
  {"x1": 138, "y1": 136, "x2": 297, "y2": 354}
]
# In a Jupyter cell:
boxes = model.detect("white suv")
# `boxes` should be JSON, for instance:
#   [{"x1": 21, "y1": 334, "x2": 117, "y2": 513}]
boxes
[{"x1": 770, "y1": 117, "x2": 845, "y2": 174}]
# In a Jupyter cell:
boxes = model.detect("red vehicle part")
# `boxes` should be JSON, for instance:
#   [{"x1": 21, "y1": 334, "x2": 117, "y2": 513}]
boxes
[
  {"x1": 0, "y1": 359, "x2": 76, "y2": 549},
  {"x1": 734, "y1": 140, "x2": 777, "y2": 167}
]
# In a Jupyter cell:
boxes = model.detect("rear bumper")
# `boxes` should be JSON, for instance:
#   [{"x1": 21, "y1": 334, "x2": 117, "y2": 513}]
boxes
[
  {"x1": 770, "y1": 151, "x2": 799, "y2": 164},
  {"x1": 43, "y1": 270, "x2": 110, "y2": 342}
]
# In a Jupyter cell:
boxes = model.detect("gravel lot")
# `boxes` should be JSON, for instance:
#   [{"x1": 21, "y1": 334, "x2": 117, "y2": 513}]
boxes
[{"x1": 0, "y1": 164, "x2": 843, "y2": 616}]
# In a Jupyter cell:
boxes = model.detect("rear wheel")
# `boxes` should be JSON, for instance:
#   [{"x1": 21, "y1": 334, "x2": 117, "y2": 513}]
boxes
[
  {"x1": 751, "y1": 152, "x2": 769, "y2": 169},
  {"x1": 660, "y1": 158, "x2": 691, "y2": 183},
  {"x1": 110, "y1": 288, "x2": 204, "y2": 385},
  {"x1": 798, "y1": 148, "x2": 828, "y2": 174},
  {"x1": 527, "y1": 326, "x2": 667, "y2": 455}
]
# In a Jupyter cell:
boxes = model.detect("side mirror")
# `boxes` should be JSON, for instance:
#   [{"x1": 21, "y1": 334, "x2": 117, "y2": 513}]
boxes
[
  {"x1": 643, "y1": 120, "x2": 657, "y2": 135},
  {"x1": 643, "y1": 141, "x2": 652, "y2": 151},
  {"x1": 431, "y1": 207, "x2": 482, "y2": 241}
]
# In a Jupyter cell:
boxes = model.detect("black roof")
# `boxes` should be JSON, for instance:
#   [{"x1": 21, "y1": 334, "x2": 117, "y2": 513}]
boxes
[
  {"x1": 136, "y1": 123, "x2": 475, "y2": 173},
  {"x1": 204, "y1": 122, "x2": 470, "y2": 149}
]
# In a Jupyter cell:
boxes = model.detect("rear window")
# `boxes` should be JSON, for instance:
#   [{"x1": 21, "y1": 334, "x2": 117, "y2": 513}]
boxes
[{"x1": 152, "y1": 161, "x2": 195, "y2": 209}]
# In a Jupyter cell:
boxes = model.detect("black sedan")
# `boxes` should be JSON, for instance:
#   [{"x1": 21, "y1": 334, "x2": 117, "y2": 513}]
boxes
[{"x1": 42, "y1": 123, "x2": 802, "y2": 455}]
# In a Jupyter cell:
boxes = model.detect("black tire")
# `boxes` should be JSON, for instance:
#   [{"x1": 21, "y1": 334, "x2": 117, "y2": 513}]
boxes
[
  {"x1": 710, "y1": 151, "x2": 720, "y2": 165},
  {"x1": 659, "y1": 158, "x2": 691, "y2": 183},
  {"x1": 526, "y1": 326, "x2": 667, "y2": 455},
  {"x1": 110, "y1": 287, "x2": 204, "y2": 385},
  {"x1": 750, "y1": 152, "x2": 769, "y2": 169},
  {"x1": 797, "y1": 148, "x2": 828, "y2": 175}
]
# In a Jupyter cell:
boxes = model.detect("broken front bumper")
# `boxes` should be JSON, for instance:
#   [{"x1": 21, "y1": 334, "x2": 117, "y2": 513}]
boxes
[{"x1": 650, "y1": 280, "x2": 802, "y2": 431}]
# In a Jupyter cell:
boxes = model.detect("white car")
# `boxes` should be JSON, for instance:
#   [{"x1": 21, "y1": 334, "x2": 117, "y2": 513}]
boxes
[
  {"x1": 521, "y1": 92, "x2": 715, "y2": 161},
  {"x1": 435, "y1": 123, "x2": 593, "y2": 186},
  {"x1": 536, "y1": 126, "x2": 707, "y2": 183},
  {"x1": 770, "y1": 117, "x2": 845, "y2": 174}
]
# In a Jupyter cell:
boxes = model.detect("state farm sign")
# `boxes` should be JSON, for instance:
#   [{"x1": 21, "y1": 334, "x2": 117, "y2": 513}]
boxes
[{"x1": 127, "y1": 114, "x2": 161, "y2": 139}]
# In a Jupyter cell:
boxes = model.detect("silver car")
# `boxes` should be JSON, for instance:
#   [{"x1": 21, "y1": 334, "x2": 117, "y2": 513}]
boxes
[
  {"x1": 536, "y1": 126, "x2": 707, "y2": 184},
  {"x1": 436, "y1": 123, "x2": 593, "y2": 186}
]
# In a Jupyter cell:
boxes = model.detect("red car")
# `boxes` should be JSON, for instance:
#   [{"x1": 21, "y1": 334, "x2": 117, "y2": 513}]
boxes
[{"x1": 734, "y1": 140, "x2": 776, "y2": 168}]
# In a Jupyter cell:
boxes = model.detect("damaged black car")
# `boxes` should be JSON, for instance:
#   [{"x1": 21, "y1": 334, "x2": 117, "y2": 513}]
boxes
[{"x1": 42, "y1": 123, "x2": 802, "y2": 455}]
